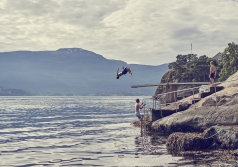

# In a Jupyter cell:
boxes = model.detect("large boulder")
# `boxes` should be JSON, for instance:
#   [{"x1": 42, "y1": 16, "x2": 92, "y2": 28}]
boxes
[
  {"x1": 152, "y1": 71, "x2": 238, "y2": 135},
  {"x1": 204, "y1": 126, "x2": 238, "y2": 149},
  {"x1": 166, "y1": 125, "x2": 238, "y2": 152},
  {"x1": 194, "y1": 87, "x2": 238, "y2": 108},
  {"x1": 152, "y1": 95, "x2": 238, "y2": 134},
  {"x1": 178, "y1": 101, "x2": 191, "y2": 111},
  {"x1": 166, "y1": 132, "x2": 212, "y2": 152}
]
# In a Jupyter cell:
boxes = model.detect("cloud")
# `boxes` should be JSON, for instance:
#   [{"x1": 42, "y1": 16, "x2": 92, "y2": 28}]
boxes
[{"x1": 0, "y1": 0, "x2": 237, "y2": 65}]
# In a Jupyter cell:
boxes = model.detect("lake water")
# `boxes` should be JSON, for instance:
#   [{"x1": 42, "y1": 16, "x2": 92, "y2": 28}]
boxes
[{"x1": 0, "y1": 96, "x2": 233, "y2": 166}]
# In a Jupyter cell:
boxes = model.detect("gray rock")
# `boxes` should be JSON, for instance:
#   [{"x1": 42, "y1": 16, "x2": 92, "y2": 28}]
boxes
[
  {"x1": 199, "y1": 97, "x2": 217, "y2": 107},
  {"x1": 204, "y1": 126, "x2": 238, "y2": 149},
  {"x1": 152, "y1": 96, "x2": 238, "y2": 135},
  {"x1": 195, "y1": 87, "x2": 238, "y2": 108},
  {"x1": 178, "y1": 101, "x2": 191, "y2": 111},
  {"x1": 166, "y1": 132, "x2": 212, "y2": 152},
  {"x1": 219, "y1": 72, "x2": 238, "y2": 88}
]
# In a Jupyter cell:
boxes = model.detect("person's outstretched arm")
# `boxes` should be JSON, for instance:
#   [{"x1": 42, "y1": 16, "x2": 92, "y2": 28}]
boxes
[{"x1": 139, "y1": 103, "x2": 145, "y2": 109}]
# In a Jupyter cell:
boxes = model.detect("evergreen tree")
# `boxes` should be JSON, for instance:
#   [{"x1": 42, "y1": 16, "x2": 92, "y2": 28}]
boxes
[
  {"x1": 168, "y1": 54, "x2": 217, "y2": 82},
  {"x1": 219, "y1": 42, "x2": 238, "y2": 81}
]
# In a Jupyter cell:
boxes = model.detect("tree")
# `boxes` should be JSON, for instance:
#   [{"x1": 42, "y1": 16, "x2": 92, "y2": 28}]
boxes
[
  {"x1": 168, "y1": 54, "x2": 218, "y2": 83},
  {"x1": 219, "y1": 42, "x2": 238, "y2": 81}
]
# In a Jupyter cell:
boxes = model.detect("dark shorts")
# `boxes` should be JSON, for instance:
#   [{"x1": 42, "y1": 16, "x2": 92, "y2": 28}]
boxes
[
  {"x1": 210, "y1": 73, "x2": 215, "y2": 79},
  {"x1": 135, "y1": 112, "x2": 142, "y2": 120},
  {"x1": 122, "y1": 68, "x2": 128, "y2": 75}
]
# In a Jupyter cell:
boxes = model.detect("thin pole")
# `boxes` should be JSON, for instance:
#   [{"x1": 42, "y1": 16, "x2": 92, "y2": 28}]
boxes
[
  {"x1": 140, "y1": 119, "x2": 142, "y2": 137},
  {"x1": 155, "y1": 99, "x2": 156, "y2": 109},
  {"x1": 144, "y1": 99, "x2": 146, "y2": 116},
  {"x1": 153, "y1": 99, "x2": 155, "y2": 109},
  {"x1": 215, "y1": 84, "x2": 217, "y2": 108},
  {"x1": 174, "y1": 92, "x2": 177, "y2": 112},
  {"x1": 143, "y1": 99, "x2": 146, "y2": 136},
  {"x1": 160, "y1": 98, "x2": 163, "y2": 118},
  {"x1": 141, "y1": 98, "x2": 145, "y2": 137},
  {"x1": 192, "y1": 88, "x2": 196, "y2": 110}
]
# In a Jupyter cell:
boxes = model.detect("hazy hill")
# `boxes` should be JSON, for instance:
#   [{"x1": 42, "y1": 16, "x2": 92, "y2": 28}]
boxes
[{"x1": 0, "y1": 48, "x2": 168, "y2": 96}]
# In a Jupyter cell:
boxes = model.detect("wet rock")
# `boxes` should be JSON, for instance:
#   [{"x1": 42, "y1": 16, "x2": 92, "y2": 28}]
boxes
[
  {"x1": 178, "y1": 149, "x2": 238, "y2": 165},
  {"x1": 204, "y1": 126, "x2": 238, "y2": 149},
  {"x1": 131, "y1": 121, "x2": 141, "y2": 127},
  {"x1": 131, "y1": 116, "x2": 151, "y2": 128},
  {"x1": 154, "y1": 123, "x2": 203, "y2": 135},
  {"x1": 166, "y1": 125, "x2": 238, "y2": 152},
  {"x1": 166, "y1": 132, "x2": 212, "y2": 152}
]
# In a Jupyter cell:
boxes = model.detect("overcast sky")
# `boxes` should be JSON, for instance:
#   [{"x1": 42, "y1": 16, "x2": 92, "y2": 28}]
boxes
[{"x1": 0, "y1": 0, "x2": 237, "y2": 65}]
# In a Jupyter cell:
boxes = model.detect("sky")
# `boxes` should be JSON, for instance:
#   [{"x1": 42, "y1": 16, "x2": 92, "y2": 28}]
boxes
[{"x1": 0, "y1": 0, "x2": 237, "y2": 65}]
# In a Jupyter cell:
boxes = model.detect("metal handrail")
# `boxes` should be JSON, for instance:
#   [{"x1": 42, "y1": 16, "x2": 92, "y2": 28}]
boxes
[{"x1": 154, "y1": 78, "x2": 238, "y2": 97}]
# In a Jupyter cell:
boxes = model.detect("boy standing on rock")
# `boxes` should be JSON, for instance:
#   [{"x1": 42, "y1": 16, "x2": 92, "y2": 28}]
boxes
[
  {"x1": 135, "y1": 99, "x2": 146, "y2": 120},
  {"x1": 209, "y1": 61, "x2": 217, "y2": 86}
]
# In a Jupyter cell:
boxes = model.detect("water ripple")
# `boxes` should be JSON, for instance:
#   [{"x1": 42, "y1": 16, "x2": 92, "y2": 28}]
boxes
[{"x1": 0, "y1": 96, "x2": 186, "y2": 166}]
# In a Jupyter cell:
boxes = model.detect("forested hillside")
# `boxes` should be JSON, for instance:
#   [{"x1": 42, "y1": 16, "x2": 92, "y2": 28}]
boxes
[{"x1": 155, "y1": 42, "x2": 238, "y2": 95}]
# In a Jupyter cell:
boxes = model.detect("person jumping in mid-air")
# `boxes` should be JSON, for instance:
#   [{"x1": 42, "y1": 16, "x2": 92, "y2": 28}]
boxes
[{"x1": 116, "y1": 67, "x2": 133, "y2": 79}]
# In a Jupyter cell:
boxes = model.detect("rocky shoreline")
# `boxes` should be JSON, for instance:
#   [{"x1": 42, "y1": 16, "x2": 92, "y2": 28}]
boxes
[
  {"x1": 166, "y1": 125, "x2": 238, "y2": 152},
  {"x1": 133, "y1": 72, "x2": 238, "y2": 155}
]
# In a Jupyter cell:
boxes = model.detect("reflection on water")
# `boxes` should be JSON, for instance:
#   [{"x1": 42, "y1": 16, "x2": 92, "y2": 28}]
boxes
[
  {"x1": 0, "y1": 96, "x2": 236, "y2": 166},
  {"x1": 0, "y1": 96, "x2": 185, "y2": 166}
]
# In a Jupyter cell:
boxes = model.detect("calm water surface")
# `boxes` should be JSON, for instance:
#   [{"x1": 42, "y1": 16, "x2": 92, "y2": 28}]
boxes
[{"x1": 0, "y1": 96, "x2": 223, "y2": 166}]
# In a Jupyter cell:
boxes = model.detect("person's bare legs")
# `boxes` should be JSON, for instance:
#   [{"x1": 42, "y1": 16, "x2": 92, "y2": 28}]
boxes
[
  {"x1": 117, "y1": 72, "x2": 123, "y2": 77},
  {"x1": 141, "y1": 115, "x2": 144, "y2": 121},
  {"x1": 210, "y1": 78, "x2": 214, "y2": 86},
  {"x1": 127, "y1": 68, "x2": 133, "y2": 76}
]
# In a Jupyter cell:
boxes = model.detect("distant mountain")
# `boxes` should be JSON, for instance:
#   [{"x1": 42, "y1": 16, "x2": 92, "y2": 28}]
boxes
[
  {"x1": 0, "y1": 48, "x2": 168, "y2": 96},
  {"x1": 0, "y1": 86, "x2": 31, "y2": 96}
]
